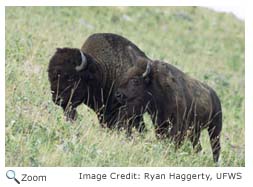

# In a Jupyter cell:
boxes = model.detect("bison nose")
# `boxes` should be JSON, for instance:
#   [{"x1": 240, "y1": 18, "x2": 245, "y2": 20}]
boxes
[{"x1": 115, "y1": 91, "x2": 126, "y2": 103}]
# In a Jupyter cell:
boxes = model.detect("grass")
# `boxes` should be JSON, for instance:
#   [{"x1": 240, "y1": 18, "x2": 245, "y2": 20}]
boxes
[{"x1": 5, "y1": 6, "x2": 244, "y2": 166}]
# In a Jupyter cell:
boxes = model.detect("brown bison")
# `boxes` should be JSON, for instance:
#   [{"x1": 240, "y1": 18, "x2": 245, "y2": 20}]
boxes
[
  {"x1": 48, "y1": 33, "x2": 148, "y2": 131},
  {"x1": 115, "y1": 46, "x2": 222, "y2": 162}
]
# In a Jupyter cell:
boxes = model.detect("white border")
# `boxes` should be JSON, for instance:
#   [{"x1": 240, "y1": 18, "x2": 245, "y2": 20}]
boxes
[
  {"x1": 245, "y1": 0, "x2": 252, "y2": 172},
  {"x1": 1, "y1": 0, "x2": 249, "y2": 6},
  {"x1": 1, "y1": 0, "x2": 251, "y2": 187},
  {"x1": 0, "y1": 3, "x2": 5, "y2": 185}
]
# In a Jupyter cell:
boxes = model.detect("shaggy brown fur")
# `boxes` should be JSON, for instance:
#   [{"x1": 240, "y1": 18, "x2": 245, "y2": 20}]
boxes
[
  {"x1": 48, "y1": 33, "x2": 149, "y2": 131},
  {"x1": 116, "y1": 46, "x2": 222, "y2": 162}
]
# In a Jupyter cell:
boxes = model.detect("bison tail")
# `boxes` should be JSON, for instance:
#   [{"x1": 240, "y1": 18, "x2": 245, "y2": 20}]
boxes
[{"x1": 208, "y1": 110, "x2": 222, "y2": 163}]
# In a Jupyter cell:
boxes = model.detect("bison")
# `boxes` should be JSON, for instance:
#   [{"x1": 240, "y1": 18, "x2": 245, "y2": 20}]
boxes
[
  {"x1": 115, "y1": 46, "x2": 222, "y2": 162},
  {"x1": 48, "y1": 33, "x2": 149, "y2": 131}
]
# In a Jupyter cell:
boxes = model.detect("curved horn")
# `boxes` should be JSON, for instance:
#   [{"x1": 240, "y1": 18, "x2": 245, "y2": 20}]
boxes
[
  {"x1": 142, "y1": 62, "x2": 151, "y2": 78},
  {"x1": 76, "y1": 50, "x2": 87, "y2": 71}
]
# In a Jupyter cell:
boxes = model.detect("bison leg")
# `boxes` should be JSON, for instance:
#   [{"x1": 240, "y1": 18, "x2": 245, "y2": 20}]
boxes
[
  {"x1": 125, "y1": 115, "x2": 146, "y2": 137},
  {"x1": 64, "y1": 107, "x2": 77, "y2": 121},
  {"x1": 133, "y1": 116, "x2": 146, "y2": 133},
  {"x1": 191, "y1": 135, "x2": 202, "y2": 153},
  {"x1": 101, "y1": 108, "x2": 128, "y2": 130},
  {"x1": 190, "y1": 125, "x2": 202, "y2": 153},
  {"x1": 155, "y1": 122, "x2": 170, "y2": 139},
  {"x1": 104, "y1": 109, "x2": 146, "y2": 137},
  {"x1": 208, "y1": 121, "x2": 222, "y2": 163}
]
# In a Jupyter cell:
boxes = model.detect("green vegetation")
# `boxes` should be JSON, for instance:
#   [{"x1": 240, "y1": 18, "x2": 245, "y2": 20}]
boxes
[{"x1": 5, "y1": 7, "x2": 244, "y2": 166}]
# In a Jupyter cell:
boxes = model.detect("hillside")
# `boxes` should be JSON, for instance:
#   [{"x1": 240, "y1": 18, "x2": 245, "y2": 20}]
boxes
[{"x1": 5, "y1": 6, "x2": 244, "y2": 166}]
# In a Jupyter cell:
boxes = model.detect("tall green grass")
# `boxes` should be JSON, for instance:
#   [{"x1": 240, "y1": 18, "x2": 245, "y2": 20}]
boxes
[{"x1": 5, "y1": 6, "x2": 244, "y2": 166}]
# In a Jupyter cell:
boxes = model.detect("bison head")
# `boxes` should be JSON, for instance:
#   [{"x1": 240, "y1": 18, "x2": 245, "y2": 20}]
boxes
[
  {"x1": 48, "y1": 48, "x2": 98, "y2": 121},
  {"x1": 115, "y1": 46, "x2": 153, "y2": 116}
]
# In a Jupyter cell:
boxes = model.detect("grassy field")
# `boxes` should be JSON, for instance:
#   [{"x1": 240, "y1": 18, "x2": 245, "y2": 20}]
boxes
[{"x1": 5, "y1": 7, "x2": 244, "y2": 167}]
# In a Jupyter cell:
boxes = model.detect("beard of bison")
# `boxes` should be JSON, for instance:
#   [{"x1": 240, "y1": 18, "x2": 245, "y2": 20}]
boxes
[{"x1": 48, "y1": 48, "x2": 103, "y2": 121}]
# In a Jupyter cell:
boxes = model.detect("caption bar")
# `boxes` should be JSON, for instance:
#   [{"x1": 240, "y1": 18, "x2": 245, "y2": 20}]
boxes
[{"x1": 78, "y1": 172, "x2": 242, "y2": 182}]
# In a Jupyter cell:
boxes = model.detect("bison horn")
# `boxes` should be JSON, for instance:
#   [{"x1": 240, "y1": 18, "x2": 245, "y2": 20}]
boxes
[
  {"x1": 76, "y1": 50, "x2": 87, "y2": 71},
  {"x1": 142, "y1": 62, "x2": 151, "y2": 78}
]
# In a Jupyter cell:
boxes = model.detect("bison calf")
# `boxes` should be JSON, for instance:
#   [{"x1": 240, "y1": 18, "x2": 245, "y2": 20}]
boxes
[{"x1": 116, "y1": 46, "x2": 222, "y2": 162}]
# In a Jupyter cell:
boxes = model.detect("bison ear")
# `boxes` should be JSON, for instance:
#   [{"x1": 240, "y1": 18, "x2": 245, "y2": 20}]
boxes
[
  {"x1": 56, "y1": 48, "x2": 70, "y2": 53},
  {"x1": 56, "y1": 48, "x2": 69, "y2": 54},
  {"x1": 56, "y1": 48, "x2": 63, "y2": 53}
]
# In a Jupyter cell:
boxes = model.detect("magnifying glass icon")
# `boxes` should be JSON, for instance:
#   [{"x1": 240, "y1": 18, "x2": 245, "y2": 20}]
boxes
[{"x1": 6, "y1": 170, "x2": 20, "y2": 184}]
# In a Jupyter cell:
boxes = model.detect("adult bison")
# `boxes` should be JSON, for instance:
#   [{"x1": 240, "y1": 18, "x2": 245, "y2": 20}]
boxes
[
  {"x1": 115, "y1": 46, "x2": 222, "y2": 162},
  {"x1": 48, "y1": 33, "x2": 148, "y2": 131}
]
